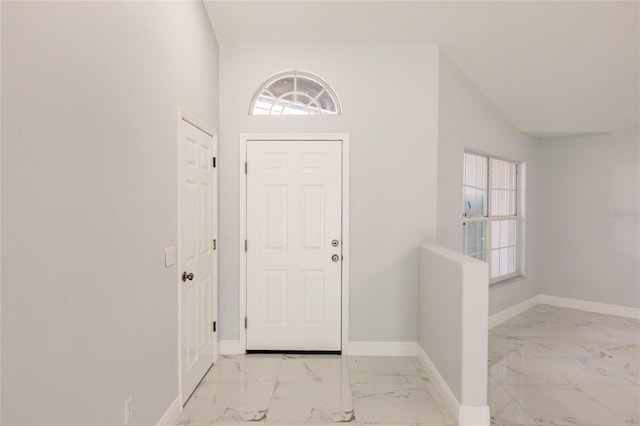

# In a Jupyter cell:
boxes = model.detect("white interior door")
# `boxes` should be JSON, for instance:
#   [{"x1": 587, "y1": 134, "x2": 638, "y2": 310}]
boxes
[
  {"x1": 179, "y1": 118, "x2": 217, "y2": 401},
  {"x1": 246, "y1": 140, "x2": 342, "y2": 351}
]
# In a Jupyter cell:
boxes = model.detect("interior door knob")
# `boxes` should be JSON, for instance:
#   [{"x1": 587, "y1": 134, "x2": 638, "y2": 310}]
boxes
[{"x1": 182, "y1": 272, "x2": 194, "y2": 282}]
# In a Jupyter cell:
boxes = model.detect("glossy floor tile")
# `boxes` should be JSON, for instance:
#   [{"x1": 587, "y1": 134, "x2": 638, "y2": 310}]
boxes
[
  {"x1": 277, "y1": 356, "x2": 349, "y2": 384},
  {"x1": 179, "y1": 381, "x2": 275, "y2": 422},
  {"x1": 178, "y1": 354, "x2": 455, "y2": 425},
  {"x1": 269, "y1": 382, "x2": 355, "y2": 422},
  {"x1": 351, "y1": 383, "x2": 447, "y2": 424},
  {"x1": 178, "y1": 305, "x2": 638, "y2": 425},
  {"x1": 489, "y1": 304, "x2": 640, "y2": 426}
]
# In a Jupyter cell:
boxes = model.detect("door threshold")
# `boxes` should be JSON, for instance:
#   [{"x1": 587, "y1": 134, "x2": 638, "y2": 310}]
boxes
[{"x1": 246, "y1": 350, "x2": 341, "y2": 355}]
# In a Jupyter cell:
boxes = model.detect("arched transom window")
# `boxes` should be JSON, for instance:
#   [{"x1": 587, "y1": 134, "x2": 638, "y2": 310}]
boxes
[{"x1": 250, "y1": 70, "x2": 342, "y2": 116}]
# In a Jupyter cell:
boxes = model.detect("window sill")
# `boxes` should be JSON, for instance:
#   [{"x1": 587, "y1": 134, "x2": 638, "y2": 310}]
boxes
[{"x1": 490, "y1": 274, "x2": 526, "y2": 288}]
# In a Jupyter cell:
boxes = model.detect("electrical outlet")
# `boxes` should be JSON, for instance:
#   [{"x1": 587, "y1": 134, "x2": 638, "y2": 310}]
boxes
[
  {"x1": 165, "y1": 246, "x2": 176, "y2": 267},
  {"x1": 124, "y1": 396, "x2": 133, "y2": 425}
]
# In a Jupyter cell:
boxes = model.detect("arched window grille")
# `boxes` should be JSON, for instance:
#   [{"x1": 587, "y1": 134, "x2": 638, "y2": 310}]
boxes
[{"x1": 250, "y1": 70, "x2": 342, "y2": 115}]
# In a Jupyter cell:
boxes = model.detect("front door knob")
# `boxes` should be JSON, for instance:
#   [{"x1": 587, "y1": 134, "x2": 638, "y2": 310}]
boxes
[
  {"x1": 182, "y1": 272, "x2": 194, "y2": 282},
  {"x1": 331, "y1": 254, "x2": 340, "y2": 262}
]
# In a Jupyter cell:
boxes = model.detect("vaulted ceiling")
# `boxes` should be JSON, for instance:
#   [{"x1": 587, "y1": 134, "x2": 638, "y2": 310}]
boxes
[{"x1": 205, "y1": 1, "x2": 639, "y2": 138}]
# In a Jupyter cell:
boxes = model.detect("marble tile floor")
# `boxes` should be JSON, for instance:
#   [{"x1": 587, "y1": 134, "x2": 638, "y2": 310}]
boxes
[
  {"x1": 178, "y1": 304, "x2": 639, "y2": 426},
  {"x1": 177, "y1": 354, "x2": 456, "y2": 426},
  {"x1": 489, "y1": 304, "x2": 640, "y2": 426}
]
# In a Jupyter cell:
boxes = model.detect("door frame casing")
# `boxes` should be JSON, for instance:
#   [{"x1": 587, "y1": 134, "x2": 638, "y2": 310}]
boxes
[
  {"x1": 177, "y1": 108, "x2": 218, "y2": 405},
  {"x1": 239, "y1": 133, "x2": 350, "y2": 353}
]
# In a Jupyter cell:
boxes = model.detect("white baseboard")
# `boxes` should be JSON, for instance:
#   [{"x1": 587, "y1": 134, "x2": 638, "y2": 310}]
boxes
[
  {"x1": 459, "y1": 405, "x2": 491, "y2": 426},
  {"x1": 347, "y1": 341, "x2": 417, "y2": 356},
  {"x1": 489, "y1": 295, "x2": 538, "y2": 328},
  {"x1": 539, "y1": 294, "x2": 640, "y2": 320},
  {"x1": 417, "y1": 345, "x2": 490, "y2": 426},
  {"x1": 490, "y1": 295, "x2": 640, "y2": 329},
  {"x1": 219, "y1": 340, "x2": 245, "y2": 355},
  {"x1": 416, "y1": 345, "x2": 460, "y2": 424},
  {"x1": 156, "y1": 396, "x2": 181, "y2": 426}
]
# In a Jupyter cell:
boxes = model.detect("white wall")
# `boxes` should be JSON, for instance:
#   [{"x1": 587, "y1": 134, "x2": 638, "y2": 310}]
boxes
[
  {"x1": 418, "y1": 243, "x2": 488, "y2": 424},
  {"x1": 538, "y1": 128, "x2": 640, "y2": 308},
  {"x1": 1, "y1": 2, "x2": 219, "y2": 424},
  {"x1": 218, "y1": 45, "x2": 439, "y2": 342},
  {"x1": 436, "y1": 52, "x2": 541, "y2": 316}
]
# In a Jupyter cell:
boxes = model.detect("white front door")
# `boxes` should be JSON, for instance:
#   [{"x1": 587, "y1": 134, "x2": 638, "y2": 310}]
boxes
[
  {"x1": 179, "y1": 118, "x2": 217, "y2": 401},
  {"x1": 246, "y1": 140, "x2": 342, "y2": 351}
]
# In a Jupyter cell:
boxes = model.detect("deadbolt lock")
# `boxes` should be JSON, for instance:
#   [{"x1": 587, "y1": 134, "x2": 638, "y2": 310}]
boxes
[
  {"x1": 331, "y1": 254, "x2": 340, "y2": 262},
  {"x1": 331, "y1": 239, "x2": 340, "y2": 247}
]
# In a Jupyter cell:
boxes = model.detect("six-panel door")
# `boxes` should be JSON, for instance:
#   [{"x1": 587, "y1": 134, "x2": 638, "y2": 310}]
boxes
[
  {"x1": 246, "y1": 140, "x2": 342, "y2": 351},
  {"x1": 179, "y1": 119, "x2": 217, "y2": 401}
]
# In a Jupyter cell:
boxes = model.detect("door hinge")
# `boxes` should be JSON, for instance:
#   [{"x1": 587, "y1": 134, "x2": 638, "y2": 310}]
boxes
[
  {"x1": 212, "y1": 157, "x2": 216, "y2": 168},
  {"x1": 244, "y1": 240, "x2": 248, "y2": 251},
  {"x1": 212, "y1": 321, "x2": 216, "y2": 332},
  {"x1": 244, "y1": 162, "x2": 248, "y2": 175},
  {"x1": 212, "y1": 239, "x2": 217, "y2": 250},
  {"x1": 244, "y1": 317, "x2": 247, "y2": 329}
]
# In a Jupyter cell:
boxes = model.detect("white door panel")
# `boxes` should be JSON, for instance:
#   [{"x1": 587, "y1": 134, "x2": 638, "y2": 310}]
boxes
[
  {"x1": 180, "y1": 119, "x2": 217, "y2": 401},
  {"x1": 246, "y1": 140, "x2": 342, "y2": 351}
]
